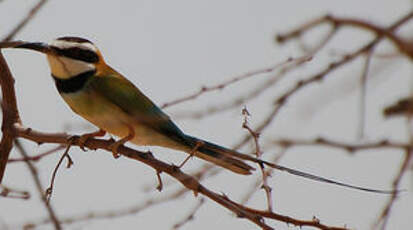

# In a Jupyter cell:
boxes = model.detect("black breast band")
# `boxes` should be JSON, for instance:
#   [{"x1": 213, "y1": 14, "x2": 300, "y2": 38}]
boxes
[{"x1": 52, "y1": 70, "x2": 96, "y2": 93}]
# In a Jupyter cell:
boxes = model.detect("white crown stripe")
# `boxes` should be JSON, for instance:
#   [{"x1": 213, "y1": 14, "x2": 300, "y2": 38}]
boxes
[{"x1": 49, "y1": 40, "x2": 98, "y2": 52}]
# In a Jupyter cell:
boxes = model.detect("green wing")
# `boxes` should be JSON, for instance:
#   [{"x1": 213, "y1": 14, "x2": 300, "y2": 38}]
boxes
[{"x1": 88, "y1": 75, "x2": 188, "y2": 144}]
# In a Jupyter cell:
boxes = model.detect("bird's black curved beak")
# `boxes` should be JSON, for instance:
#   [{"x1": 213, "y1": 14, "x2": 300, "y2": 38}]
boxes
[{"x1": 14, "y1": 42, "x2": 55, "y2": 55}]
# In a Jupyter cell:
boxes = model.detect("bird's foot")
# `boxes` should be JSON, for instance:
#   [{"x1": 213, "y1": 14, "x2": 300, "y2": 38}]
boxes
[
  {"x1": 78, "y1": 129, "x2": 106, "y2": 151},
  {"x1": 108, "y1": 141, "x2": 122, "y2": 159},
  {"x1": 108, "y1": 126, "x2": 135, "y2": 159}
]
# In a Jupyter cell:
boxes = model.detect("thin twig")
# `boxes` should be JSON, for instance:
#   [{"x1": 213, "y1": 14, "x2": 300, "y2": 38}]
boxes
[
  {"x1": 162, "y1": 57, "x2": 296, "y2": 108},
  {"x1": 277, "y1": 14, "x2": 413, "y2": 59},
  {"x1": 172, "y1": 198, "x2": 205, "y2": 230},
  {"x1": 175, "y1": 55, "x2": 312, "y2": 120},
  {"x1": 232, "y1": 11, "x2": 413, "y2": 153},
  {"x1": 242, "y1": 107, "x2": 273, "y2": 212},
  {"x1": 13, "y1": 140, "x2": 61, "y2": 230},
  {"x1": 23, "y1": 187, "x2": 189, "y2": 228},
  {"x1": 358, "y1": 51, "x2": 373, "y2": 139},
  {"x1": 8, "y1": 145, "x2": 64, "y2": 163},
  {"x1": 0, "y1": 184, "x2": 30, "y2": 199},
  {"x1": 2, "y1": 0, "x2": 49, "y2": 42},
  {"x1": 46, "y1": 142, "x2": 74, "y2": 202},
  {"x1": 273, "y1": 137, "x2": 411, "y2": 152},
  {"x1": 240, "y1": 150, "x2": 286, "y2": 205}
]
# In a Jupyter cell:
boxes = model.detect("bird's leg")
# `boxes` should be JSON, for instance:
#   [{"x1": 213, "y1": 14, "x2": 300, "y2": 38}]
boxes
[
  {"x1": 109, "y1": 126, "x2": 135, "y2": 159},
  {"x1": 78, "y1": 129, "x2": 106, "y2": 151},
  {"x1": 178, "y1": 140, "x2": 204, "y2": 168}
]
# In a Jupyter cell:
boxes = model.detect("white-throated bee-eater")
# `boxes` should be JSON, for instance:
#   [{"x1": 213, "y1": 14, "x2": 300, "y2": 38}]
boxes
[
  {"x1": 15, "y1": 36, "x2": 254, "y2": 175},
  {"x1": 6, "y1": 37, "x2": 396, "y2": 193}
]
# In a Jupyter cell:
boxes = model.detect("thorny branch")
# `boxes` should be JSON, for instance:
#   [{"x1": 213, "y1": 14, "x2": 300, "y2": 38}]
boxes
[
  {"x1": 13, "y1": 124, "x2": 347, "y2": 230},
  {"x1": 0, "y1": 1, "x2": 59, "y2": 230},
  {"x1": 0, "y1": 3, "x2": 412, "y2": 230},
  {"x1": 242, "y1": 107, "x2": 273, "y2": 212},
  {"x1": 230, "y1": 11, "x2": 413, "y2": 150}
]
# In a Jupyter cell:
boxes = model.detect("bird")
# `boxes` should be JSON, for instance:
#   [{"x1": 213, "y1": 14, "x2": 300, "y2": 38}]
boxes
[
  {"x1": 14, "y1": 36, "x2": 255, "y2": 175},
  {"x1": 8, "y1": 36, "x2": 397, "y2": 193}
]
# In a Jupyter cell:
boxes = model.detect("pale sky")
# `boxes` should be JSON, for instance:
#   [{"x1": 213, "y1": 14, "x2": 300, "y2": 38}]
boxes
[{"x1": 0, "y1": 0, "x2": 412, "y2": 229}]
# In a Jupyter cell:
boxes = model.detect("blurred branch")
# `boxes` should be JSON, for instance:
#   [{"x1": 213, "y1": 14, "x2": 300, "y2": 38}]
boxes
[
  {"x1": 2, "y1": 0, "x2": 48, "y2": 42},
  {"x1": 0, "y1": 1, "x2": 57, "y2": 229},
  {"x1": 273, "y1": 137, "x2": 411, "y2": 152},
  {"x1": 373, "y1": 113, "x2": 413, "y2": 229},
  {"x1": 277, "y1": 14, "x2": 413, "y2": 59},
  {"x1": 24, "y1": 186, "x2": 189, "y2": 228},
  {"x1": 162, "y1": 57, "x2": 299, "y2": 109},
  {"x1": 357, "y1": 50, "x2": 373, "y2": 138},
  {"x1": 7, "y1": 145, "x2": 64, "y2": 163},
  {"x1": 13, "y1": 140, "x2": 61, "y2": 230},
  {"x1": 174, "y1": 55, "x2": 312, "y2": 119},
  {"x1": 172, "y1": 198, "x2": 205, "y2": 230},
  {"x1": 373, "y1": 149, "x2": 412, "y2": 230},
  {"x1": 1, "y1": 6, "x2": 411, "y2": 230},
  {"x1": 231, "y1": 11, "x2": 413, "y2": 152},
  {"x1": 0, "y1": 184, "x2": 30, "y2": 199}
]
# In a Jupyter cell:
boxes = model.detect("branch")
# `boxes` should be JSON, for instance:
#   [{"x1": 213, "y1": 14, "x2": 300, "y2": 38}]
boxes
[
  {"x1": 242, "y1": 107, "x2": 273, "y2": 212},
  {"x1": 172, "y1": 198, "x2": 205, "y2": 230},
  {"x1": 232, "y1": 11, "x2": 413, "y2": 151},
  {"x1": 162, "y1": 57, "x2": 297, "y2": 109},
  {"x1": 24, "y1": 184, "x2": 189, "y2": 228},
  {"x1": 14, "y1": 124, "x2": 347, "y2": 230},
  {"x1": 0, "y1": 51, "x2": 21, "y2": 183},
  {"x1": 0, "y1": 184, "x2": 29, "y2": 199},
  {"x1": 277, "y1": 14, "x2": 413, "y2": 59},
  {"x1": 273, "y1": 137, "x2": 411, "y2": 153},
  {"x1": 7, "y1": 145, "x2": 64, "y2": 163},
  {"x1": 2, "y1": 0, "x2": 48, "y2": 42},
  {"x1": 13, "y1": 140, "x2": 61, "y2": 230},
  {"x1": 174, "y1": 55, "x2": 312, "y2": 120}
]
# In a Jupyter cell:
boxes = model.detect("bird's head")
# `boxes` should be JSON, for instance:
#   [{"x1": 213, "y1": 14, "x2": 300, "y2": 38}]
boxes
[{"x1": 15, "y1": 36, "x2": 108, "y2": 79}]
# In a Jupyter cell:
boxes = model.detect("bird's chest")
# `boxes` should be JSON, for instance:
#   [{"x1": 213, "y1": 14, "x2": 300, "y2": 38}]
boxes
[
  {"x1": 59, "y1": 90, "x2": 161, "y2": 146},
  {"x1": 60, "y1": 90, "x2": 131, "y2": 136}
]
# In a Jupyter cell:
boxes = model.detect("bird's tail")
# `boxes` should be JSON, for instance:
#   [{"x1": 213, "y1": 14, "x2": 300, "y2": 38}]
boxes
[
  {"x1": 181, "y1": 136, "x2": 397, "y2": 194},
  {"x1": 183, "y1": 135, "x2": 255, "y2": 175}
]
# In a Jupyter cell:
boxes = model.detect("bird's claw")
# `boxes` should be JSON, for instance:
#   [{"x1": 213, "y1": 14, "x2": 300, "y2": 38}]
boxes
[
  {"x1": 76, "y1": 129, "x2": 106, "y2": 152},
  {"x1": 107, "y1": 126, "x2": 134, "y2": 159},
  {"x1": 78, "y1": 134, "x2": 91, "y2": 151},
  {"x1": 108, "y1": 141, "x2": 121, "y2": 159}
]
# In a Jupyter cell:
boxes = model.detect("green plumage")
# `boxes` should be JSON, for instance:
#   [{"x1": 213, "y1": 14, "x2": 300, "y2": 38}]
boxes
[{"x1": 61, "y1": 72, "x2": 254, "y2": 175}]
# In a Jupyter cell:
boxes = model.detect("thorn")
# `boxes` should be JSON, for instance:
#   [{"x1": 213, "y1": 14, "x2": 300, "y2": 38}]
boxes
[
  {"x1": 192, "y1": 190, "x2": 198, "y2": 197},
  {"x1": 156, "y1": 171, "x2": 163, "y2": 192}
]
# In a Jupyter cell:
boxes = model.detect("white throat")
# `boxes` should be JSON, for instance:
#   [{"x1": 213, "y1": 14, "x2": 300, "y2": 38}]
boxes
[{"x1": 47, "y1": 55, "x2": 95, "y2": 79}]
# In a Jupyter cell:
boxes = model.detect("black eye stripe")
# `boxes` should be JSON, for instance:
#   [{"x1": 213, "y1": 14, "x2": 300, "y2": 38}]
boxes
[{"x1": 52, "y1": 47, "x2": 99, "y2": 63}]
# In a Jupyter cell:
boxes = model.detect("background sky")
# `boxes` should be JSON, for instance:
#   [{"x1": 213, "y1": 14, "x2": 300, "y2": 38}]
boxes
[{"x1": 0, "y1": 0, "x2": 412, "y2": 229}]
